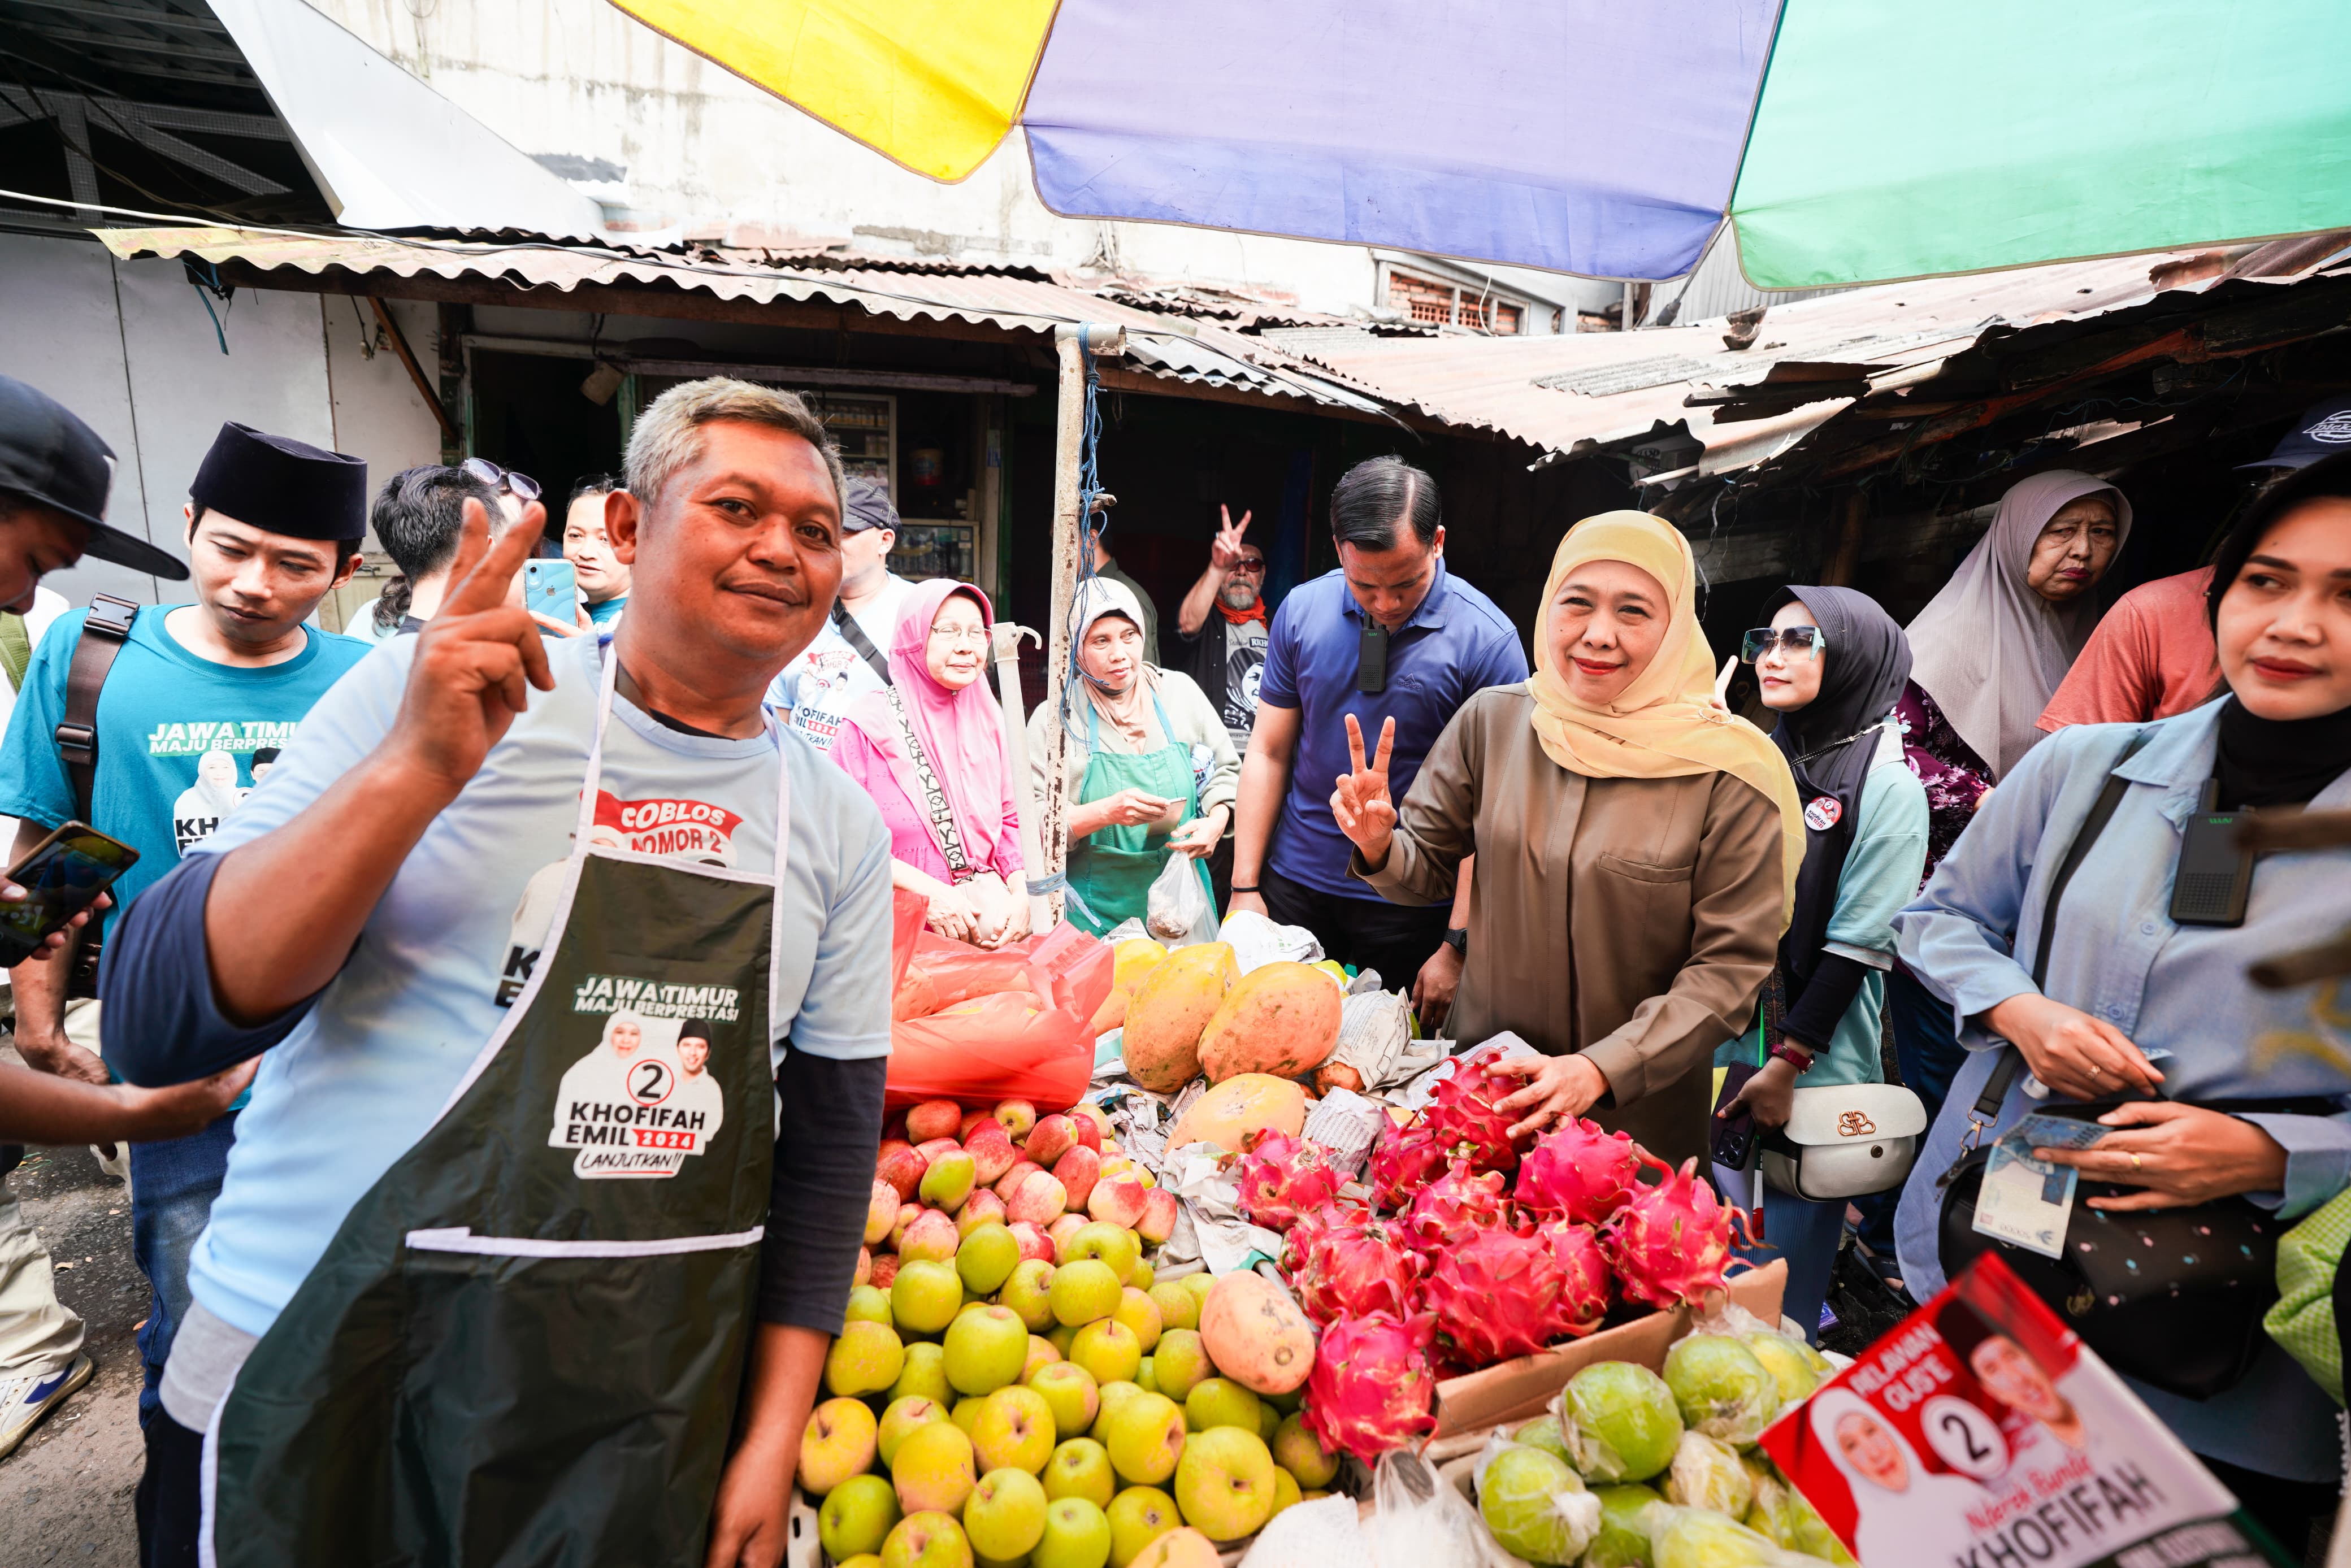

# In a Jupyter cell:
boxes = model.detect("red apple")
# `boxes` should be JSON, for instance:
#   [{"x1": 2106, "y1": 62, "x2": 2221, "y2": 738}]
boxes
[
  {"x1": 1007, "y1": 1220, "x2": 1055, "y2": 1262},
  {"x1": 899, "y1": 1209, "x2": 960, "y2": 1263},
  {"x1": 1088, "y1": 1175, "x2": 1150, "y2": 1230},
  {"x1": 1005, "y1": 1170, "x2": 1069, "y2": 1227},
  {"x1": 965, "y1": 1124, "x2": 1020, "y2": 1186},
  {"x1": 1025, "y1": 1114, "x2": 1078, "y2": 1168},
  {"x1": 1070, "y1": 1103, "x2": 1113, "y2": 1142},
  {"x1": 867, "y1": 1252, "x2": 900, "y2": 1289},
  {"x1": 1048, "y1": 1213, "x2": 1088, "y2": 1254},
  {"x1": 876, "y1": 1139, "x2": 925, "y2": 1200},
  {"x1": 1072, "y1": 1116, "x2": 1103, "y2": 1154},
  {"x1": 906, "y1": 1098, "x2": 964, "y2": 1144},
  {"x1": 994, "y1": 1100, "x2": 1038, "y2": 1141},
  {"x1": 890, "y1": 1202, "x2": 924, "y2": 1251},
  {"x1": 994, "y1": 1159, "x2": 1043, "y2": 1200},
  {"x1": 956, "y1": 1189, "x2": 1008, "y2": 1236},
  {"x1": 882, "y1": 1109, "x2": 909, "y2": 1144},
  {"x1": 959, "y1": 1108, "x2": 992, "y2": 1140},
  {"x1": 1052, "y1": 1145, "x2": 1102, "y2": 1212},
  {"x1": 854, "y1": 1246, "x2": 871, "y2": 1286},
  {"x1": 865, "y1": 1180, "x2": 900, "y2": 1247},
  {"x1": 914, "y1": 1136, "x2": 963, "y2": 1170},
  {"x1": 1137, "y1": 1188, "x2": 1178, "y2": 1245}
]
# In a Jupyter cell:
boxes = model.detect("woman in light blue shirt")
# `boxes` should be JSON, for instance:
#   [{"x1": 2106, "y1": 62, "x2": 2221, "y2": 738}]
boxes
[
  {"x1": 1715, "y1": 586, "x2": 1927, "y2": 1343},
  {"x1": 1892, "y1": 455, "x2": 2351, "y2": 1548}
]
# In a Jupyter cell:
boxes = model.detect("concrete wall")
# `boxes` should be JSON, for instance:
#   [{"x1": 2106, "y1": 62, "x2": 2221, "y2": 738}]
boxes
[
  {"x1": 0, "y1": 232, "x2": 443, "y2": 610},
  {"x1": 306, "y1": 0, "x2": 1426, "y2": 317}
]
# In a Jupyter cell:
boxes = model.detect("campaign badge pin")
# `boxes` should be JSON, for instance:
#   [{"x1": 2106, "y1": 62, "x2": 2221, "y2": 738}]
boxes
[{"x1": 1804, "y1": 796, "x2": 1842, "y2": 831}]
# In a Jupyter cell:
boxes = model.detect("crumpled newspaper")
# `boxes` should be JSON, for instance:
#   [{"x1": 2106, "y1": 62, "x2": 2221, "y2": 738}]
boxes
[
  {"x1": 1096, "y1": 1084, "x2": 1176, "y2": 1179},
  {"x1": 1160, "y1": 1143, "x2": 1285, "y2": 1274},
  {"x1": 1302, "y1": 1085, "x2": 1393, "y2": 1181},
  {"x1": 1316, "y1": 989, "x2": 1443, "y2": 1095}
]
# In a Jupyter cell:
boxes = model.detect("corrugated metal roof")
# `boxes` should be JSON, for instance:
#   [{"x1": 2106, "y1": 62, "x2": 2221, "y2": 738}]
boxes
[
  {"x1": 1258, "y1": 246, "x2": 2300, "y2": 464},
  {"x1": 92, "y1": 226, "x2": 1389, "y2": 418}
]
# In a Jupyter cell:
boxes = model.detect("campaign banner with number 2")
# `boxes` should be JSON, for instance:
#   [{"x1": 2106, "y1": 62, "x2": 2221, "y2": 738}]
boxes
[{"x1": 1759, "y1": 1255, "x2": 2289, "y2": 1568}]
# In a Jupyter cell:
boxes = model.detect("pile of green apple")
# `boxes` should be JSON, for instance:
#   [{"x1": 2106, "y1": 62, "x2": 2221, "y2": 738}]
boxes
[{"x1": 805, "y1": 1099, "x2": 1342, "y2": 1568}]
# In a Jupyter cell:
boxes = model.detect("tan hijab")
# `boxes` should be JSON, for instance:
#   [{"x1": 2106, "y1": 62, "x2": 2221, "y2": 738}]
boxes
[{"x1": 1528, "y1": 511, "x2": 1805, "y2": 921}]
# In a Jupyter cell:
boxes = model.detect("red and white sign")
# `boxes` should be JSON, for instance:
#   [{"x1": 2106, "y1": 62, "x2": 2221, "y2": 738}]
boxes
[
  {"x1": 591, "y1": 790, "x2": 745, "y2": 867},
  {"x1": 1760, "y1": 1256, "x2": 2280, "y2": 1568}
]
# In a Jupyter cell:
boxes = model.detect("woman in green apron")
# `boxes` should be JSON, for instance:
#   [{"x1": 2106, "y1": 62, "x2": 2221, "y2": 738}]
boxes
[{"x1": 1028, "y1": 579, "x2": 1238, "y2": 935}]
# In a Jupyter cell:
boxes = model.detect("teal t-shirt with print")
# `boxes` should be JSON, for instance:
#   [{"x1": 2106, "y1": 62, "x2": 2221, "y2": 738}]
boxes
[
  {"x1": 586, "y1": 594, "x2": 627, "y2": 628},
  {"x1": 0, "y1": 606, "x2": 375, "y2": 945}
]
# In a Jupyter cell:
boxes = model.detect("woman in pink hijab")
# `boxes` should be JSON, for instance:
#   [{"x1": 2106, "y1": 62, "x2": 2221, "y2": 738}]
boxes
[{"x1": 830, "y1": 579, "x2": 1027, "y2": 947}]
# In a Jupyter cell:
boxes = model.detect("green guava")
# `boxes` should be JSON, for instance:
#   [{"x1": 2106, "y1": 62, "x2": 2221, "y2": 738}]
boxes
[
  {"x1": 1660, "y1": 1430, "x2": 1755, "y2": 1519},
  {"x1": 1582, "y1": 1483, "x2": 1664, "y2": 1568},
  {"x1": 1662, "y1": 1335, "x2": 1782, "y2": 1446},
  {"x1": 1559, "y1": 1360, "x2": 1685, "y2": 1483},
  {"x1": 1477, "y1": 1445, "x2": 1600, "y2": 1566}
]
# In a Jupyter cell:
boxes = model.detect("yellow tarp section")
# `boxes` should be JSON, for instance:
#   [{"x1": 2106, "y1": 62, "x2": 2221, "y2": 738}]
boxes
[{"x1": 610, "y1": 0, "x2": 1057, "y2": 181}]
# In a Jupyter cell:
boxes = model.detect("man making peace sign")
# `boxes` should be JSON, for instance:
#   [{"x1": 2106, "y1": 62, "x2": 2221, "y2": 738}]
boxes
[{"x1": 97, "y1": 380, "x2": 893, "y2": 1568}]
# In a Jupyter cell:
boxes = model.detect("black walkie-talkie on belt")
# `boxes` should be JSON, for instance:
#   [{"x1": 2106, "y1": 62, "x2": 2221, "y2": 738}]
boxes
[{"x1": 1356, "y1": 621, "x2": 1388, "y2": 694}]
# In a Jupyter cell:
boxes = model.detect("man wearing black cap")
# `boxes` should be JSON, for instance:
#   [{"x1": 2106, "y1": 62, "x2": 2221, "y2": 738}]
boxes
[
  {"x1": 2040, "y1": 394, "x2": 2351, "y2": 733},
  {"x1": 0, "y1": 415, "x2": 372, "y2": 1457},
  {"x1": 766, "y1": 475, "x2": 913, "y2": 750}
]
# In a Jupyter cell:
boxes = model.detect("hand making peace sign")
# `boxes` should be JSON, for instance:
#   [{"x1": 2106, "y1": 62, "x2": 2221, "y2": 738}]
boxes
[
  {"x1": 1210, "y1": 504, "x2": 1254, "y2": 570},
  {"x1": 394, "y1": 497, "x2": 558, "y2": 796},
  {"x1": 1330, "y1": 713, "x2": 1399, "y2": 868}
]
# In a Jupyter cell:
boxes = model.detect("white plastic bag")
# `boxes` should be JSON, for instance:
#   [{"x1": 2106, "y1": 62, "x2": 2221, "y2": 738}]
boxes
[
  {"x1": 1146, "y1": 853, "x2": 1217, "y2": 945},
  {"x1": 1239, "y1": 1493, "x2": 1363, "y2": 1567},
  {"x1": 1363, "y1": 1450, "x2": 1519, "y2": 1568},
  {"x1": 1220, "y1": 907, "x2": 1324, "y2": 972}
]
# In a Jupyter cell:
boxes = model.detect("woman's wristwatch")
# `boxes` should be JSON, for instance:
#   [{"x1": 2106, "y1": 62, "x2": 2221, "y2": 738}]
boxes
[
  {"x1": 1441, "y1": 927, "x2": 1468, "y2": 956},
  {"x1": 1767, "y1": 1040, "x2": 1815, "y2": 1074}
]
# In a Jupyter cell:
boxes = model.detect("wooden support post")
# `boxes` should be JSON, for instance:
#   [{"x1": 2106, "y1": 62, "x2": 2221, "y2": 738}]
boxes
[
  {"x1": 1037, "y1": 324, "x2": 1126, "y2": 925},
  {"x1": 1822, "y1": 489, "x2": 1868, "y2": 585},
  {"x1": 369, "y1": 297, "x2": 459, "y2": 445}
]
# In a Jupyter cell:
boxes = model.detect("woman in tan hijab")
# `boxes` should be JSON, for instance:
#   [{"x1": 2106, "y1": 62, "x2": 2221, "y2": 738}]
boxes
[{"x1": 1334, "y1": 512, "x2": 1803, "y2": 1167}]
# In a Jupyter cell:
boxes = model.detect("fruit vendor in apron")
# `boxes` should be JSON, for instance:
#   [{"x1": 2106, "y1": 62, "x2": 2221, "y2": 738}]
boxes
[
  {"x1": 1026, "y1": 578, "x2": 1238, "y2": 936},
  {"x1": 93, "y1": 381, "x2": 896, "y2": 1568}
]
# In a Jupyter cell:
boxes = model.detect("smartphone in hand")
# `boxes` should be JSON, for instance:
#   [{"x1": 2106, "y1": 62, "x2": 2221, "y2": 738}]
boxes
[
  {"x1": 523, "y1": 558, "x2": 579, "y2": 626},
  {"x1": 0, "y1": 822, "x2": 138, "y2": 966}
]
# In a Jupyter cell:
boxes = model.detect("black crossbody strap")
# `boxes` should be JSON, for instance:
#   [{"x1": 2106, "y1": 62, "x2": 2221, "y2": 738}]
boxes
[
  {"x1": 831, "y1": 599, "x2": 893, "y2": 686},
  {"x1": 55, "y1": 594, "x2": 138, "y2": 822},
  {"x1": 1963, "y1": 731, "x2": 2154, "y2": 1143}
]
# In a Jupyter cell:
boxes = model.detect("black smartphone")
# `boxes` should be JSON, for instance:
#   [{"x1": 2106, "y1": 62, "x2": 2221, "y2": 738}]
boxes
[
  {"x1": 1710, "y1": 1061, "x2": 1762, "y2": 1170},
  {"x1": 0, "y1": 822, "x2": 138, "y2": 967},
  {"x1": 2171, "y1": 783, "x2": 2253, "y2": 927},
  {"x1": 1356, "y1": 622, "x2": 1388, "y2": 694}
]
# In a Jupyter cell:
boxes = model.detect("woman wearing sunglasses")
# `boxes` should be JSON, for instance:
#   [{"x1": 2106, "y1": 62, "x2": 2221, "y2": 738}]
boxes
[
  {"x1": 1330, "y1": 512, "x2": 1803, "y2": 1170},
  {"x1": 1891, "y1": 455, "x2": 2351, "y2": 1548},
  {"x1": 1714, "y1": 589, "x2": 1928, "y2": 1341}
]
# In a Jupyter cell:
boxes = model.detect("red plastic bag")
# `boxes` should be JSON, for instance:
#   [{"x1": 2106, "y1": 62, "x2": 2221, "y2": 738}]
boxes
[{"x1": 885, "y1": 921, "x2": 1113, "y2": 1112}]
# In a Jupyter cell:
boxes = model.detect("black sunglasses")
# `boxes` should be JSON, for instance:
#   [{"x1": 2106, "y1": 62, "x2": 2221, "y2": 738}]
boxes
[
  {"x1": 1229, "y1": 557, "x2": 1266, "y2": 573},
  {"x1": 462, "y1": 457, "x2": 543, "y2": 504},
  {"x1": 1741, "y1": 626, "x2": 1825, "y2": 662}
]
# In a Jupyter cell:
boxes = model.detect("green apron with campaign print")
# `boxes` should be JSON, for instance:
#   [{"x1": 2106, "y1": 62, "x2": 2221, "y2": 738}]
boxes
[
  {"x1": 205, "y1": 651, "x2": 788, "y2": 1567},
  {"x1": 1065, "y1": 688, "x2": 1211, "y2": 936}
]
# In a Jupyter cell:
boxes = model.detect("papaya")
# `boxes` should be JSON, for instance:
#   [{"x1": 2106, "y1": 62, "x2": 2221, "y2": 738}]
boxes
[
  {"x1": 1086, "y1": 937, "x2": 1170, "y2": 1035},
  {"x1": 1198, "y1": 1271, "x2": 1316, "y2": 1395},
  {"x1": 1166, "y1": 1072, "x2": 1305, "y2": 1153},
  {"x1": 1196, "y1": 961, "x2": 1342, "y2": 1084},
  {"x1": 1120, "y1": 942, "x2": 1237, "y2": 1092}
]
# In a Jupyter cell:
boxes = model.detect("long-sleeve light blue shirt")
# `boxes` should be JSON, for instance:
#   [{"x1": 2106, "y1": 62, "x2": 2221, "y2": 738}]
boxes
[{"x1": 1892, "y1": 700, "x2": 2351, "y2": 1483}]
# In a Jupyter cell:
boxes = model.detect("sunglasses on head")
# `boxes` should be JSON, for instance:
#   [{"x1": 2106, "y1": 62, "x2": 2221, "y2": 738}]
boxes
[
  {"x1": 1741, "y1": 626, "x2": 1825, "y2": 662},
  {"x1": 461, "y1": 457, "x2": 543, "y2": 504}
]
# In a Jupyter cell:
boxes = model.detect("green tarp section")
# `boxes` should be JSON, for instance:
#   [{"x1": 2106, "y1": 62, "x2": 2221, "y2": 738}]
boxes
[{"x1": 1730, "y1": 0, "x2": 2351, "y2": 289}]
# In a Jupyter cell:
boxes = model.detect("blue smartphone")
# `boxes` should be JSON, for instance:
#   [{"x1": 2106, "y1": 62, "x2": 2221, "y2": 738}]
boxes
[{"x1": 524, "y1": 558, "x2": 578, "y2": 625}]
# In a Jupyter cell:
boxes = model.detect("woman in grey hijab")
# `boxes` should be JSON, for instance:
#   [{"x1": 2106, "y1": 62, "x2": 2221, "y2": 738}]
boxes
[{"x1": 1905, "y1": 470, "x2": 2131, "y2": 782}]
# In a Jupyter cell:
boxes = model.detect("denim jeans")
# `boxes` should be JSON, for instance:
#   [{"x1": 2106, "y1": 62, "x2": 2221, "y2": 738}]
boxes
[
  {"x1": 1853, "y1": 965, "x2": 1967, "y2": 1260},
  {"x1": 128, "y1": 1113, "x2": 237, "y2": 1431},
  {"x1": 1716, "y1": 1163, "x2": 1849, "y2": 1346}
]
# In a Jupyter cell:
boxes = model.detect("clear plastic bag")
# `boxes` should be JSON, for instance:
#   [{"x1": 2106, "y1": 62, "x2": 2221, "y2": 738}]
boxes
[
  {"x1": 1146, "y1": 852, "x2": 1217, "y2": 944},
  {"x1": 1472, "y1": 1428, "x2": 1603, "y2": 1565},
  {"x1": 1361, "y1": 1450, "x2": 1519, "y2": 1568}
]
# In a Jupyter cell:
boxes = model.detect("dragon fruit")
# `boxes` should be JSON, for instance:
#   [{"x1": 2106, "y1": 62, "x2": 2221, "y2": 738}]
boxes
[
  {"x1": 1533, "y1": 1216, "x2": 1612, "y2": 1340},
  {"x1": 1419, "y1": 1227, "x2": 1567, "y2": 1366},
  {"x1": 1287, "y1": 1210, "x2": 1424, "y2": 1325},
  {"x1": 1368, "y1": 1118, "x2": 1447, "y2": 1211},
  {"x1": 1400, "y1": 1160, "x2": 1508, "y2": 1252},
  {"x1": 1234, "y1": 1130, "x2": 1342, "y2": 1231},
  {"x1": 1300, "y1": 1311, "x2": 1440, "y2": 1463},
  {"x1": 1514, "y1": 1117, "x2": 1656, "y2": 1225},
  {"x1": 1600, "y1": 1157, "x2": 1747, "y2": 1310},
  {"x1": 1422, "y1": 1056, "x2": 1525, "y2": 1172}
]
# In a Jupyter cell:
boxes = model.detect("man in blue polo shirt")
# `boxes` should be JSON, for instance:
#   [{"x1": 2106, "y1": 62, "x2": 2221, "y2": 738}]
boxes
[
  {"x1": 1227, "y1": 457, "x2": 1527, "y2": 1023},
  {"x1": 0, "y1": 419, "x2": 371, "y2": 1470}
]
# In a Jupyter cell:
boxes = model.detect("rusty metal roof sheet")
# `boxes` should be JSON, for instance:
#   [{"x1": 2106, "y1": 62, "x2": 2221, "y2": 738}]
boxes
[{"x1": 92, "y1": 226, "x2": 1389, "y2": 416}]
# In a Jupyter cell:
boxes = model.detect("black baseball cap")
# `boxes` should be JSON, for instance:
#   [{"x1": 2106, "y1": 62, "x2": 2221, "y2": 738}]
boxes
[
  {"x1": 840, "y1": 476, "x2": 899, "y2": 534},
  {"x1": 2240, "y1": 394, "x2": 2351, "y2": 472},
  {"x1": 0, "y1": 374, "x2": 189, "y2": 580}
]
